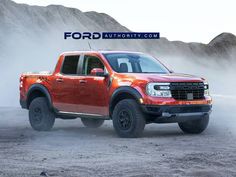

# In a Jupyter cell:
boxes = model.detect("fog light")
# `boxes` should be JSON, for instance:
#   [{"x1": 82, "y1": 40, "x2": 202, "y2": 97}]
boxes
[{"x1": 139, "y1": 98, "x2": 144, "y2": 104}]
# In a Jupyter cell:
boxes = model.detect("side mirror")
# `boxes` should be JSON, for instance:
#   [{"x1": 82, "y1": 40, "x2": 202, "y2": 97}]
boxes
[
  {"x1": 90, "y1": 68, "x2": 108, "y2": 77},
  {"x1": 169, "y1": 69, "x2": 174, "y2": 73}
]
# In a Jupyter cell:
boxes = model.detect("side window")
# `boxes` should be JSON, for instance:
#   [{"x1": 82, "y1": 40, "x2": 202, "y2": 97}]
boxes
[
  {"x1": 82, "y1": 55, "x2": 104, "y2": 75},
  {"x1": 61, "y1": 55, "x2": 80, "y2": 75}
]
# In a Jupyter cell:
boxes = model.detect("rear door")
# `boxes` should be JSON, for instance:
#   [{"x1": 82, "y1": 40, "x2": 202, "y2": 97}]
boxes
[
  {"x1": 52, "y1": 55, "x2": 81, "y2": 112},
  {"x1": 74, "y1": 54, "x2": 109, "y2": 116}
]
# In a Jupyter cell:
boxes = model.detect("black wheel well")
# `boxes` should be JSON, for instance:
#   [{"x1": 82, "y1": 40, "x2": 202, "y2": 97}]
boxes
[
  {"x1": 27, "y1": 90, "x2": 47, "y2": 108},
  {"x1": 110, "y1": 92, "x2": 140, "y2": 117}
]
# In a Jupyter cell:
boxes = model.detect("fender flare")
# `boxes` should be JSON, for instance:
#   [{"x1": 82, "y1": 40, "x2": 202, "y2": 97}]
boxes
[
  {"x1": 26, "y1": 84, "x2": 52, "y2": 109},
  {"x1": 109, "y1": 86, "x2": 142, "y2": 115}
]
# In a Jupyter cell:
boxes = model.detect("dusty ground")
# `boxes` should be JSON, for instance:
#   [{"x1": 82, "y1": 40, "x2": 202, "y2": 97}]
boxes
[{"x1": 0, "y1": 96, "x2": 236, "y2": 177}]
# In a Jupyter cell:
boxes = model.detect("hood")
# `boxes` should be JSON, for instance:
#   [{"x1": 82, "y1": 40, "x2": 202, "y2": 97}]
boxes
[{"x1": 116, "y1": 73, "x2": 205, "y2": 83}]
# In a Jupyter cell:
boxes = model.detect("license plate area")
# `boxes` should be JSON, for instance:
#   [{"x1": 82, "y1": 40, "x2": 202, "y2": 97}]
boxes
[{"x1": 187, "y1": 93, "x2": 194, "y2": 100}]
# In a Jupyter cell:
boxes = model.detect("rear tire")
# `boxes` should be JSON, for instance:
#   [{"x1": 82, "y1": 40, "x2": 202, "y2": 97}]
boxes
[
  {"x1": 112, "y1": 99, "x2": 146, "y2": 138},
  {"x1": 29, "y1": 97, "x2": 55, "y2": 131},
  {"x1": 178, "y1": 115, "x2": 209, "y2": 134},
  {"x1": 81, "y1": 118, "x2": 104, "y2": 128}
]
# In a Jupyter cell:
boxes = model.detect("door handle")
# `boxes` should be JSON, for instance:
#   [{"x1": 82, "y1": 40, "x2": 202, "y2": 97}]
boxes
[
  {"x1": 79, "y1": 80, "x2": 87, "y2": 84},
  {"x1": 56, "y1": 78, "x2": 64, "y2": 83}
]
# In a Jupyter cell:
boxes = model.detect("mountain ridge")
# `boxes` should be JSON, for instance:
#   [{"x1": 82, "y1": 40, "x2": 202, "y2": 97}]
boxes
[
  {"x1": 0, "y1": 0, "x2": 236, "y2": 106},
  {"x1": 0, "y1": 0, "x2": 235, "y2": 59}
]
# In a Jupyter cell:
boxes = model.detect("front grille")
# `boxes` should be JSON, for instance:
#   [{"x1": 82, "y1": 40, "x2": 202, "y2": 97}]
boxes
[{"x1": 170, "y1": 82, "x2": 205, "y2": 100}]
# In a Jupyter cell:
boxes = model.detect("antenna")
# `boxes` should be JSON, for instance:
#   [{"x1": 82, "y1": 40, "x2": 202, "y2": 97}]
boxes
[{"x1": 88, "y1": 42, "x2": 92, "y2": 50}]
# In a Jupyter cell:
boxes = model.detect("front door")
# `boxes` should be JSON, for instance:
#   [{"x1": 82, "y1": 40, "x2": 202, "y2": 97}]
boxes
[{"x1": 74, "y1": 55, "x2": 109, "y2": 116}]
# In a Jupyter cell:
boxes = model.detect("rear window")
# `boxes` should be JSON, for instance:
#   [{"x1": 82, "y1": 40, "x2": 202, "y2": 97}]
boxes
[{"x1": 61, "y1": 55, "x2": 80, "y2": 75}]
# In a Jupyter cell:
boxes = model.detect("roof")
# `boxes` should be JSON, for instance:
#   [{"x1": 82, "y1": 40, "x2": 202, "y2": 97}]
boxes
[{"x1": 61, "y1": 50, "x2": 144, "y2": 55}]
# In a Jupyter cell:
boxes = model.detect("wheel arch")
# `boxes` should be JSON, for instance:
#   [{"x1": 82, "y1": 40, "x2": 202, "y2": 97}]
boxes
[
  {"x1": 109, "y1": 86, "x2": 142, "y2": 117},
  {"x1": 26, "y1": 84, "x2": 52, "y2": 109}
]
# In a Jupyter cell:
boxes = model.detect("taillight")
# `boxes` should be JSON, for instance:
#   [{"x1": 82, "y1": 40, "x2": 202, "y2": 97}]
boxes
[{"x1": 20, "y1": 76, "x2": 24, "y2": 88}]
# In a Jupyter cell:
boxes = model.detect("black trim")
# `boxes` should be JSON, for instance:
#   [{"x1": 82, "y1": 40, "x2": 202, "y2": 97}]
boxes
[
  {"x1": 27, "y1": 84, "x2": 52, "y2": 109},
  {"x1": 142, "y1": 104, "x2": 212, "y2": 115},
  {"x1": 109, "y1": 86, "x2": 142, "y2": 115},
  {"x1": 56, "y1": 111, "x2": 110, "y2": 120},
  {"x1": 77, "y1": 53, "x2": 84, "y2": 75},
  {"x1": 153, "y1": 114, "x2": 209, "y2": 123}
]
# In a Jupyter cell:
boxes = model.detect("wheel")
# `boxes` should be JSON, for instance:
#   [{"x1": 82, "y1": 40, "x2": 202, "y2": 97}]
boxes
[
  {"x1": 81, "y1": 118, "x2": 104, "y2": 128},
  {"x1": 112, "y1": 99, "x2": 146, "y2": 138},
  {"x1": 178, "y1": 115, "x2": 209, "y2": 134},
  {"x1": 29, "y1": 97, "x2": 55, "y2": 131}
]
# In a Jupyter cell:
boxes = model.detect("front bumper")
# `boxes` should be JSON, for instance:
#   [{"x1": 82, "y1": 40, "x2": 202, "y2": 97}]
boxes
[{"x1": 142, "y1": 104, "x2": 212, "y2": 123}]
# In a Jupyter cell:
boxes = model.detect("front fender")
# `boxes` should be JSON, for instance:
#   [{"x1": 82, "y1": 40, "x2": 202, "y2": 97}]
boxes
[{"x1": 109, "y1": 86, "x2": 143, "y2": 115}]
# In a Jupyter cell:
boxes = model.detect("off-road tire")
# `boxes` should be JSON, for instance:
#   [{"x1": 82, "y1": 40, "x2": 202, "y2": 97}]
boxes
[
  {"x1": 112, "y1": 99, "x2": 146, "y2": 138},
  {"x1": 29, "y1": 97, "x2": 55, "y2": 131},
  {"x1": 81, "y1": 118, "x2": 104, "y2": 128},
  {"x1": 178, "y1": 115, "x2": 209, "y2": 134}
]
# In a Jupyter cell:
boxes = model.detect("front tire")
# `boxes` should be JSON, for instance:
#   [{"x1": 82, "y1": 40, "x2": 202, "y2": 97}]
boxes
[
  {"x1": 29, "y1": 97, "x2": 55, "y2": 131},
  {"x1": 81, "y1": 118, "x2": 104, "y2": 128},
  {"x1": 178, "y1": 115, "x2": 209, "y2": 134},
  {"x1": 112, "y1": 99, "x2": 146, "y2": 138}
]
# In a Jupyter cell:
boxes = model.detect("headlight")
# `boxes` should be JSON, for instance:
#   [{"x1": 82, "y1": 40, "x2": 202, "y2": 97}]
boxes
[
  {"x1": 146, "y1": 83, "x2": 171, "y2": 97},
  {"x1": 204, "y1": 82, "x2": 210, "y2": 96}
]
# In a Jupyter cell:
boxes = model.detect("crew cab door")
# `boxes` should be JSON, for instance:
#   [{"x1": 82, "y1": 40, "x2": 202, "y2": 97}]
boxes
[
  {"x1": 74, "y1": 54, "x2": 109, "y2": 116},
  {"x1": 52, "y1": 55, "x2": 81, "y2": 112}
]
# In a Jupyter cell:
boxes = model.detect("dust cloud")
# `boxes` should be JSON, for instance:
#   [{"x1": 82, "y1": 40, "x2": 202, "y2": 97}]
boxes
[
  {"x1": 0, "y1": 13, "x2": 235, "y2": 134},
  {"x1": 0, "y1": 31, "x2": 235, "y2": 107}
]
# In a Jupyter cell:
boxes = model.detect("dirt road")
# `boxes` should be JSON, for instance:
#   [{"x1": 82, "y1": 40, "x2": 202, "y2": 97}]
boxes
[{"x1": 0, "y1": 96, "x2": 236, "y2": 177}]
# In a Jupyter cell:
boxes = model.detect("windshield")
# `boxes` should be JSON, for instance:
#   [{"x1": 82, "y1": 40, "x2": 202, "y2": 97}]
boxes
[{"x1": 103, "y1": 53, "x2": 169, "y2": 73}]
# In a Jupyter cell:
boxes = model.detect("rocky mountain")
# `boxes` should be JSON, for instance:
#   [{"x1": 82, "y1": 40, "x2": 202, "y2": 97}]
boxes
[
  {"x1": 0, "y1": 0, "x2": 236, "y2": 106},
  {"x1": 0, "y1": 0, "x2": 235, "y2": 59},
  {"x1": 206, "y1": 33, "x2": 236, "y2": 57},
  {"x1": 209, "y1": 33, "x2": 236, "y2": 49}
]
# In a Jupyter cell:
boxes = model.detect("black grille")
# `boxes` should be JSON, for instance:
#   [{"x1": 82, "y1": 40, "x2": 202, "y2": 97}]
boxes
[{"x1": 170, "y1": 82, "x2": 205, "y2": 100}]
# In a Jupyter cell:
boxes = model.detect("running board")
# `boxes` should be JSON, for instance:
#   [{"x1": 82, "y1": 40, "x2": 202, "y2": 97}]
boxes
[{"x1": 56, "y1": 111, "x2": 110, "y2": 119}]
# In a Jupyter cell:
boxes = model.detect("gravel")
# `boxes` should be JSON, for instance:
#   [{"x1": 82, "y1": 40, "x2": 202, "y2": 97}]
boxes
[{"x1": 0, "y1": 96, "x2": 236, "y2": 177}]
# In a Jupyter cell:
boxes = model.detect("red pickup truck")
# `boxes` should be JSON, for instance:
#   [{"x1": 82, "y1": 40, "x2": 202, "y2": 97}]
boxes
[{"x1": 20, "y1": 51, "x2": 212, "y2": 138}]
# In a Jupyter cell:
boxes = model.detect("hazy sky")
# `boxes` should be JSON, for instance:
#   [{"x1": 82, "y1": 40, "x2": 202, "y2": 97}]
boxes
[{"x1": 13, "y1": 0, "x2": 236, "y2": 43}]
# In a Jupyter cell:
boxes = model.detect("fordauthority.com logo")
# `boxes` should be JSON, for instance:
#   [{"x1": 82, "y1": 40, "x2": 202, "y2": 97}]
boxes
[{"x1": 64, "y1": 32, "x2": 160, "y2": 40}]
